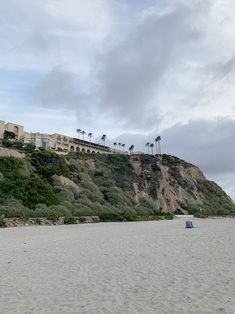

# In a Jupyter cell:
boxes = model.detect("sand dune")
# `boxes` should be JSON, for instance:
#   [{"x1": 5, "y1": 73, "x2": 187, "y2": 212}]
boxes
[{"x1": 0, "y1": 218, "x2": 235, "y2": 314}]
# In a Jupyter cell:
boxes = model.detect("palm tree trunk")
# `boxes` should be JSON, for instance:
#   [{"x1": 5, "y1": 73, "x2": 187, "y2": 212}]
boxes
[{"x1": 158, "y1": 141, "x2": 161, "y2": 154}]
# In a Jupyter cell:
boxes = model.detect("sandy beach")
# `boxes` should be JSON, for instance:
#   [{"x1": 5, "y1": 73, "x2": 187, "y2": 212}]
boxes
[{"x1": 0, "y1": 218, "x2": 235, "y2": 314}]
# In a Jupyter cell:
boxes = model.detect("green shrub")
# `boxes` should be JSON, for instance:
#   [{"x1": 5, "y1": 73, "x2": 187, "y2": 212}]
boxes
[
  {"x1": 163, "y1": 212, "x2": 174, "y2": 220},
  {"x1": 49, "y1": 211, "x2": 60, "y2": 222},
  {"x1": 72, "y1": 204, "x2": 95, "y2": 216},
  {"x1": 0, "y1": 157, "x2": 23, "y2": 177},
  {"x1": 13, "y1": 141, "x2": 24, "y2": 150},
  {"x1": 19, "y1": 159, "x2": 34, "y2": 176},
  {"x1": 0, "y1": 172, "x2": 4, "y2": 181},
  {"x1": 80, "y1": 173, "x2": 103, "y2": 202},
  {"x1": 135, "y1": 197, "x2": 157, "y2": 215},
  {"x1": 57, "y1": 188, "x2": 75, "y2": 203},
  {"x1": 88, "y1": 202, "x2": 104, "y2": 215},
  {"x1": 135, "y1": 205, "x2": 152, "y2": 215},
  {"x1": 31, "y1": 150, "x2": 70, "y2": 179},
  {"x1": 64, "y1": 215, "x2": 76, "y2": 224},
  {"x1": 31, "y1": 204, "x2": 53, "y2": 218},
  {"x1": 105, "y1": 187, "x2": 133, "y2": 209},
  {"x1": 1, "y1": 140, "x2": 13, "y2": 148},
  {"x1": 120, "y1": 212, "x2": 138, "y2": 221},
  {"x1": 0, "y1": 197, "x2": 29, "y2": 218},
  {"x1": 0, "y1": 214, "x2": 6, "y2": 227},
  {"x1": 99, "y1": 212, "x2": 122, "y2": 222},
  {"x1": 186, "y1": 204, "x2": 199, "y2": 215},
  {"x1": 22, "y1": 143, "x2": 36, "y2": 153},
  {"x1": 0, "y1": 175, "x2": 59, "y2": 209},
  {"x1": 0, "y1": 156, "x2": 59, "y2": 210},
  {"x1": 50, "y1": 205, "x2": 71, "y2": 217}
]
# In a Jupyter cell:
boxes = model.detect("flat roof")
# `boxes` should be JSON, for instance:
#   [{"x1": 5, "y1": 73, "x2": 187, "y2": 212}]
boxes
[{"x1": 6, "y1": 122, "x2": 24, "y2": 127}]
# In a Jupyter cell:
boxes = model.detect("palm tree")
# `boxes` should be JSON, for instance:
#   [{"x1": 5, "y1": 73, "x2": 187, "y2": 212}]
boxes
[
  {"x1": 118, "y1": 142, "x2": 122, "y2": 151},
  {"x1": 154, "y1": 137, "x2": 158, "y2": 154},
  {"x1": 145, "y1": 142, "x2": 150, "y2": 154},
  {"x1": 101, "y1": 134, "x2": 107, "y2": 146},
  {"x1": 155, "y1": 136, "x2": 161, "y2": 154},
  {"x1": 88, "y1": 132, "x2": 93, "y2": 142},
  {"x1": 76, "y1": 129, "x2": 82, "y2": 139},
  {"x1": 122, "y1": 143, "x2": 125, "y2": 152},
  {"x1": 129, "y1": 145, "x2": 134, "y2": 155},
  {"x1": 150, "y1": 143, "x2": 154, "y2": 155},
  {"x1": 113, "y1": 142, "x2": 117, "y2": 152},
  {"x1": 81, "y1": 130, "x2": 86, "y2": 140},
  {"x1": 158, "y1": 136, "x2": 161, "y2": 154}
]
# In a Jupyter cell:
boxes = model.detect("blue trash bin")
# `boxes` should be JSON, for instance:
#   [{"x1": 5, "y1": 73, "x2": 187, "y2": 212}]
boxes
[{"x1": 186, "y1": 221, "x2": 194, "y2": 228}]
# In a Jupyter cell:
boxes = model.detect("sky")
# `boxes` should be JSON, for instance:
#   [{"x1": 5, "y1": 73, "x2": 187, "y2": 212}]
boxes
[{"x1": 0, "y1": 0, "x2": 235, "y2": 199}]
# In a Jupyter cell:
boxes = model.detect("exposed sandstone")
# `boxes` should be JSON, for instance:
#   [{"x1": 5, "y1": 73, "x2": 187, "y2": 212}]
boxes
[{"x1": 0, "y1": 147, "x2": 25, "y2": 158}]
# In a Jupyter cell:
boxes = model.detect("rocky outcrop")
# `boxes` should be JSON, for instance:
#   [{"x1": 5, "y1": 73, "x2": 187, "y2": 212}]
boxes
[
  {"x1": 128, "y1": 154, "x2": 232, "y2": 214},
  {"x1": 52, "y1": 175, "x2": 80, "y2": 194},
  {"x1": 147, "y1": 155, "x2": 206, "y2": 213},
  {"x1": 3, "y1": 216, "x2": 100, "y2": 228},
  {"x1": 0, "y1": 147, "x2": 25, "y2": 158}
]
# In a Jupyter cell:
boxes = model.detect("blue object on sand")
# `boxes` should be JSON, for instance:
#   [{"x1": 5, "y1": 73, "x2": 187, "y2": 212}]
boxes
[{"x1": 185, "y1": 221, "x2": 194, "y2": 228}]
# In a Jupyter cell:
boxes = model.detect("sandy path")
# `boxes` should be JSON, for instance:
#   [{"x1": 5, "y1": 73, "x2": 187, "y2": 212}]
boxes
[{"x1": 0, "y1": 218, "x2": 235, "y2": 314}]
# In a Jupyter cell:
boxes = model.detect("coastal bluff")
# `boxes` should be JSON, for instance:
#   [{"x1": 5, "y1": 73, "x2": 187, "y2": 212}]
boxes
[
  {"x1": 67, "y1": 153, "x2": 234, "y2": 215},
  {"x1": 0, "y1": 150, "x2": 234, "y2": 223}
]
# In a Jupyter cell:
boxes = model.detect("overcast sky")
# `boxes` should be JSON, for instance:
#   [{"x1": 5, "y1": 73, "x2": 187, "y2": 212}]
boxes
[{"x1": 0, "y1": 0, "x2": 235, "y2": 199}]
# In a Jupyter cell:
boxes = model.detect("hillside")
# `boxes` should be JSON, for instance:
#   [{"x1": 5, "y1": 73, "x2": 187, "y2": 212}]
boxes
[{"x1": 0, "y1": 150, "x2": 234, "y2": 224}]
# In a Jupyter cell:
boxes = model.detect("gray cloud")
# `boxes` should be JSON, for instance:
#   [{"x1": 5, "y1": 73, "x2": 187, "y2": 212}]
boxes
[
  {"x1": 33, "y1": 66, "x2": 83, "y2": 107},
  {"x1": 95, "y1": 1, "x2": 207, "y2": 129},
  {"x1": 215, "y1": 54, "x2": 235, "y2": 78},
  {"x1": 162, "y1": 118, "x2": 235, "y2": 175},
  {"x1": 31, "y1": 65, "x2": 99, "y2": 125}
]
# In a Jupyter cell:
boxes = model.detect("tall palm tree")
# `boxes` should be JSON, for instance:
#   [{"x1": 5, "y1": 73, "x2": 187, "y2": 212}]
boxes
[
  {"x1": 155, "y1": 136, "x2": 161, "y2": 154},
  {"x1": 145, "y1": 142, "x2": 150, "y2": 154},
  {"x1": 113, "y1": 142, "x2": 117, "y2": 152},
  {"x1": 88, "y1": 132, "x2": 93, "y2": 142},
  {"x1": 154, "y1": 137, "x2": 158, "y2": 154},
  {"x1": 129, "y1": 145, "x2": 134, "y2": 155},
  {"x1": 122, "y1": 143, "x2": 125, "y2": 152},
  {"x1": 158, "y1": 136, "x2": 161, "y2": 154},
  {"x1": 81, "y1": 130, "x2": 86, "y2": 140},
  {"x1": 118, "y1": 142, "x2": 122, "y2": 151},
  {"x1": 150, "y1": 143, "x2": 154, "y2": 155},
  {"x1": 101, "y1": 134, "x2": 107, "y2": 146},
  {"x1": 76, "y1": 129, "x2": 82, "y2": 139}
]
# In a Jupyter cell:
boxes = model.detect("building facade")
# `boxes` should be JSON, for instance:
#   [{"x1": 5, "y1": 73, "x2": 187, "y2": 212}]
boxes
[
  {"x1": 24, "y1": 132, "x2": 56, "y2": 150},
  {"x1": 0, "y1": 120, "x2": 114, "y2": 154},
  {"x1": 0, "y1": 121, "x2": 24, "y2": 141}
]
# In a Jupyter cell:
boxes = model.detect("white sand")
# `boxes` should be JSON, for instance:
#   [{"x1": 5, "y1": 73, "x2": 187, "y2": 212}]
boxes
[{"x1": 0, "y1": 218, "x2": 235, "y2": 314}]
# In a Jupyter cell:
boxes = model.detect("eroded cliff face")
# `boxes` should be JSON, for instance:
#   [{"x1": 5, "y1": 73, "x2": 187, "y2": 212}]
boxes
[
  {"x1": 129, "y1": 155, "x2": 207, "y2": 213},
  {"x1": 68, "y1": 153, "x2": 233, "y2": 215}
]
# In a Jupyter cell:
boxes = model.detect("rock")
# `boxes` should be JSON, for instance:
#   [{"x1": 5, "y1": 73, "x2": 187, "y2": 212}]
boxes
[
  {"x1": 0, "y1": 147, "x2": 25, "y2": 158},
  {"x1": 52, "y1": 175, "x2": 80, "y2": 194}
]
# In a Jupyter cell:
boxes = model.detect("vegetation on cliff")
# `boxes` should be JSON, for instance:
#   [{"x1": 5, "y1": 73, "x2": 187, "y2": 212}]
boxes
[{"x1": 0, "y1": 150, "x2": 234, "y2": 223}]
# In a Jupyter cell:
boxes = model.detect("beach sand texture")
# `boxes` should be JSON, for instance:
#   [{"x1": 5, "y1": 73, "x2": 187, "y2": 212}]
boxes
[{"x1": 0, "y1": 218, "x2": 235, "y2": 314}]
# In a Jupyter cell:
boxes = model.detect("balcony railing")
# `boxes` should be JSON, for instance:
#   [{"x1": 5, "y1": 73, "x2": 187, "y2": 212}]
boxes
[{"x1": 72, "y1": 138, "x2": 111, "y2": 151}]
